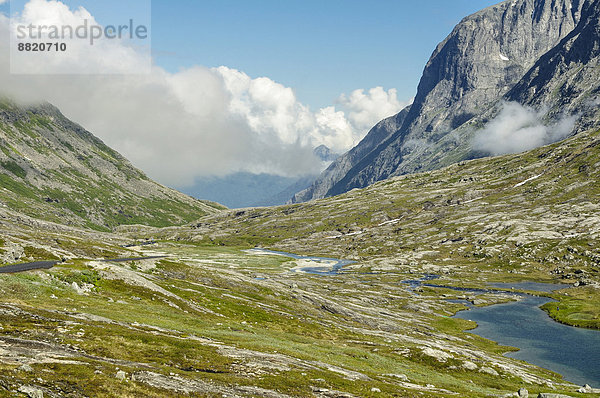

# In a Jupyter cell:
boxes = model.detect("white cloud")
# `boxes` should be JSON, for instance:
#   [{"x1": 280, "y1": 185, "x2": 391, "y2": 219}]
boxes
[
  {"x1": 338, "y1": 87, "x2": 411, "y2": 135},
  {"x1": 0, "y1": 0, "x2": 409, "y2": 188},
  {"x1": 472, "y1": 102, "x2": 577, "y2": 156},
  {"x1": 9, "y1": 0, "x2": 150, "y2": 74},
  {"x1": 214, "y1": 66, "x2": 377, "y2": 153}
]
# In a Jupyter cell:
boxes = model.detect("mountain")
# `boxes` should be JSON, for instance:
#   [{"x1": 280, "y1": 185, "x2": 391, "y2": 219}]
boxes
[
  {"x1": 293, "y1": 0, "x2": 600, "y2": 202},
  {"x1": 2, "y1": 112, "x2": 600, "y2": 398},
  {"x1": 0, "y1": 100, "x2": 224, "y2": 230},
  {"x1": 292, "y1": 107, "x2": 410, "y2": 203},
  {"x1": 313, "y1": 145, "x2": 339, "y2": 162},
  {"x1": 506, "y1": 0, "x2": 600, "y2": 123},
  {"x1": 3, "y1": 102, "x2": 600, "y2": 398},
  {"x1": 184, "y1": 117, "x2": 600, "y2": 331},
  {"x1": 263, "y1": 174, "x2": 316, "y2": 206},
  {"x1": 182, "y1": 172, "x2": 316, "y2": 208},
  {"x1": 4, "y1": 130, "x2": 600, "y2": 397},
  {"x1": 193, "y1": 124, "x2": 600, "y2": 258},
  {"x1": 184, "y1": 146, "x2": 337, "y2": 208}
]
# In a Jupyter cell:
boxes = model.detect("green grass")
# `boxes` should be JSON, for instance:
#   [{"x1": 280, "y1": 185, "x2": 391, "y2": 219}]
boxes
[
  {"x1": 0, "y1": 160, "x2": 26, "y2": 179},
  {"x1": 22, "y1": 246, "x2": 60, "y2": 261},
  {"x1": 0, "y1": 240, "x2": 590, "y2": 397},
  {"x1": 542, "y1": 286, "x2": 600, "y2": 329},
  {"x1": 56, "y1": 269, "x2": 102, "y2": 286}
]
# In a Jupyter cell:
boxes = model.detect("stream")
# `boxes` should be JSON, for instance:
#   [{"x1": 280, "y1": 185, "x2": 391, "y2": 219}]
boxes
[
  {"x1": 248, "y1": 249, "x2": 600, "y2": 387},
  {"x1": 246, "y1": 248, "x2": 354, "y2": 275}
]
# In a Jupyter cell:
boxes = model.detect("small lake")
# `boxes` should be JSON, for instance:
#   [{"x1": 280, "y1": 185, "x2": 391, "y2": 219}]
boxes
[{"x1": 453, "y1": 283, "x2": 600, "y2": 386}]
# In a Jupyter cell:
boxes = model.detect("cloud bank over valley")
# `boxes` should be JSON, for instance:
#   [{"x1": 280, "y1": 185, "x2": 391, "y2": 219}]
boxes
[{"x1": 0, "y1": 0, "x2": 410, "y2": 188}]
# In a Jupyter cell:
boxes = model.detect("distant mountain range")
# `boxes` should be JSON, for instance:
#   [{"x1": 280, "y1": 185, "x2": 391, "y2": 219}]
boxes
[
  {"x1": 181, "y1": 172, "x2": 315, "y2": 209},
  {"x1": 293, "y1": 0, "x2": 600, "y2": 202},
  {"x1": 182, "y1": 146, "x2": 338, "y2": 208}
]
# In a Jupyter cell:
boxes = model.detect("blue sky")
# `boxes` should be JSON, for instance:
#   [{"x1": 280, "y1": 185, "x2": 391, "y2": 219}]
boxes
[
  {"x1": 150, "y1": 0, "x2": 501, "y2": 107},
  {"x1": 5, "y1": 0, "x2": 501, "y2": 107}
]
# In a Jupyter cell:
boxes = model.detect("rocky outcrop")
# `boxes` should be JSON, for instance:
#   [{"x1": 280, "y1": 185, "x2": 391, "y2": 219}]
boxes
[{"x1": 295, "y1": 0, "x2": 597, "y2": 201}]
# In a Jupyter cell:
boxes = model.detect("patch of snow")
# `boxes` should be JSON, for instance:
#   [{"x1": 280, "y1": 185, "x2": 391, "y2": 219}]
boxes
[
  {"x1": 461, "y1": 197, "x2": 483, "y2": 204},
  {"x1": 499, "y1": 53, "x2": 509, "y2": 61},
  {"x1": 345, "y1": 231, "x2": 363, "y2": 236},
  {"x1": 378, "y1": 218, "x2": 402, "y2": 226},
  {"x1": 513, "y1": 173, "x2": 543, "y2": 188},
  {"x1": 326, "y1": 231, "x2": 363, "y2": 239}
]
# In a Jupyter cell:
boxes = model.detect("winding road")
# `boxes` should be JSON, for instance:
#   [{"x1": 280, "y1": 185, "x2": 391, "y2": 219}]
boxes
[
  {"x1": 0, "y1": 256, "x2": 166, "y2": 274},
  {"x1": 0, "y1": 261, "x2": 58, "y2": 274}
]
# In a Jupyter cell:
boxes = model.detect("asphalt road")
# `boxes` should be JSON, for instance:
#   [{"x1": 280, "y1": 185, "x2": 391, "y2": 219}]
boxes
[
  {"x1": 0, "y1": 256, "x2": 167, "y2": 274},
  {"x1": 0, "y1": 261, "x2": 59, "y2": 274}
]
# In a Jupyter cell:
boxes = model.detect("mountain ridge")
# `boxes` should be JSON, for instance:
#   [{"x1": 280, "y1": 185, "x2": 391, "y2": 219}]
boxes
[
  {"x1": 291, "y1": 106, "x2": 410, "y2": 202},
  {"x1": 293, "y1": 0, "x2": 598, "y2": 202},
  {"x1": 0, "y1": 99, "x2": 224, "y2": 230}
]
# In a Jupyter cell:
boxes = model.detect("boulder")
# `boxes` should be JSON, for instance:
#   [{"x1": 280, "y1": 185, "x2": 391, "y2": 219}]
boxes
[
  {"x1": 479, "y1": 366, "x2": 499, "y2": 376},
  {"x1": 18, "y1": 386, "x2": 43, "y2": 398},
  {"x1": 421, "y1": 347, "x2": 453, "y2": 362},
  {"x1": 461, "y1": 361, "x2": 478, "y2": 370},
  {"x1": 115, "y1": 370, "x2": 127, "y2": 381},
  {"x1": 577, "y1": 384, "x2": 600, "y2": 394},
  {"x1": 18, "y1": 364, "x2": 34, "y2": 372},
  {"x1": 384, "y1": 373, "x2": 408, "y2": 381}
]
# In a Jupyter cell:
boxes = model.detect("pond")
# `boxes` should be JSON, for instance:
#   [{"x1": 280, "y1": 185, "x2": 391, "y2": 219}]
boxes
[{"x1": 453, "y1": 282, "x2": 600, "y2": 386}]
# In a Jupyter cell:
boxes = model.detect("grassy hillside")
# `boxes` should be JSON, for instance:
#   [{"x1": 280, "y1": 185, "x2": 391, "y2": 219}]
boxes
[{"x1": 0, "y1": 100, "x2": 224, "y2": 231}]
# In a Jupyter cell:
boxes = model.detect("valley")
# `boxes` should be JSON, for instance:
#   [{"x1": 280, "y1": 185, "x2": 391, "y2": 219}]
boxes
[
  {"x1": 1, "y1": 0, "x2": 600, "y2": 396},
  {"x1": 1, "y1": 126, "x2": 599, "y2": 397},
  {"x1": 0, "y1": 239, "x2": 593, "y2": 397}
]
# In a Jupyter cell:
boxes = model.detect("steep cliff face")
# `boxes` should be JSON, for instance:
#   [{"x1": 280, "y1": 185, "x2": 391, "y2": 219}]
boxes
[
  {"x1": 296, "y1": 0, "x2": 592, "y2": 201},
  {"x1": 406, "y1": 0, "x2": 585, "y2": 136},
  {"x1": 506, "y1": 0, "x2": 600, "y2": 131}
]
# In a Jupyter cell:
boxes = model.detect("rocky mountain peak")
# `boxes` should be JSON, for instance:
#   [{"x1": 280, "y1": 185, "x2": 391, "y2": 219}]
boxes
[
  {"x1": 293, "y1": 0, "x2": 597, "y2": 202},
  {"x1": 407, "y1": 0, "x2": 586, "y2": 137},
  {"x1": 313, "y1": 145, "x2": 339, "y2": 162}
]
